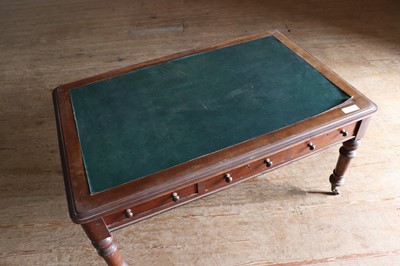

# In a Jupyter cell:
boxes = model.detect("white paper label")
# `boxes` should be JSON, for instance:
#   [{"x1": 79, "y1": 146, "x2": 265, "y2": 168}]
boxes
[{"x1": 342, "y1": 104, "x2": 360, "y2": 114}]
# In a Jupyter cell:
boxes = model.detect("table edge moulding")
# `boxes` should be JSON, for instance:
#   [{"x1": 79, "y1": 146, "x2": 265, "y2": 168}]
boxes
[{"x1": 53, "y1": 30, "x2": 377, "y2": 265}]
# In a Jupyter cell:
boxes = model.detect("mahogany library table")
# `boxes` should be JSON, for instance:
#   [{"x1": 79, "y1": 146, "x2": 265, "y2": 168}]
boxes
[{"x1": 53, "y1": 31, "x2": 377, "y2": 265}]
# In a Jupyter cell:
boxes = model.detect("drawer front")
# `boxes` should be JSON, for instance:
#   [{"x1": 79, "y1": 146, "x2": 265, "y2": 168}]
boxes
[
  {"x1": 104, "y1": 184, "x2": 197, "y2": 227},
  {"x1": 105, "y1": 122, "x2": 358, "y2": 229},
  {"x1": 199, "y1": 149, "x2": 286, "y2": 193},
  {"x1": 200, "y1": 122, "x2": 358, "y2": 193},
  {"x1": 287, "y1": 122, "x2": 358, "y2": 160}
]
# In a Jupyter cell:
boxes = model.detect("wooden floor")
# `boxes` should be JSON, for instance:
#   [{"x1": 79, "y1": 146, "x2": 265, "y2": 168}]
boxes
[{"x1": 1, "y1": 0, "x2": 400, "y2": 265}]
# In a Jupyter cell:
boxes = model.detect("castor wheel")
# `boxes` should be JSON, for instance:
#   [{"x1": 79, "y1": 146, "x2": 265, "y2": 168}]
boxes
[{"x1": 331, "y1": 188, "x2": 340, "y2": 195}]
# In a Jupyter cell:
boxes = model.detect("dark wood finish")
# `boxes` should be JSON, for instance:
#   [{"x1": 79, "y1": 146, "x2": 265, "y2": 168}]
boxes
[
  {"x1": 53, "y1": 31, "x2": 377, "y2": 265},
  {"x1": 82, "y1": 219, "x2": 126, "y2": 266},
  {"x1": 330, "y1": 139, "x2": 361, "y2": 195},
  {"x1": 102, "y1": 122, "x2": 359, "y2": 230},
  {"x1": 104, "y1": 184, "x2": 198, "y2": 229}
]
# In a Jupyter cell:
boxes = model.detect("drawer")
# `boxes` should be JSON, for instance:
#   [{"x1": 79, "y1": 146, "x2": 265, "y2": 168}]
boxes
[
  {"x1": 104, "y1": 184, "x2": 197, "y2": 227},
  {"x1": 199, "y1": 122, "x2": 358, "y2": 193},
  {"x1": 105, "y1": 122, "x2": 358, "y2": 228},
  {"x1": 199, "y1": 149, "x2": 286, "y2": 193},
  {"x1": 287, "y1": 122, "x2": 358, "y2": 160}
]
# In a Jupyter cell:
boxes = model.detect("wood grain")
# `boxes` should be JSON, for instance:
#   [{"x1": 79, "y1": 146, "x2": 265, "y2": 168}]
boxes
[
  {"x1": 54, "y1": 29, "x2": 374, "y2": 226},
  {"x1": 1, "y1": 0, "x2": 400, "y2": 265}
]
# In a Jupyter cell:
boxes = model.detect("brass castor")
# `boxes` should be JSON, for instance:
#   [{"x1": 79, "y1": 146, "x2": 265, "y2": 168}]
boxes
[{"x1": 331, "y1": 187, "x2": 340, "y2": 195}]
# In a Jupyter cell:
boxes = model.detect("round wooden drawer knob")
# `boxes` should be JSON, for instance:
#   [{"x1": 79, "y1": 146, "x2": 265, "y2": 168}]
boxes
[
  {"x1": 264, "y1": 159, "x2": 273, "y2": 167},
  {"x1": 340, "y1": 129, "x2": 348, "y2": 137},
  {"x1": 125, "y1": 209, "x2": 133, "y2": 218},
  {"x1": 172, "y1": 192, "x2": 180, "y2": 202},
  {"x1": 224, "y1": 174, "x2": 233, "y2": 183},
  {"x1": 307, "y1": 143, "x2": 316, "y2": 150}
]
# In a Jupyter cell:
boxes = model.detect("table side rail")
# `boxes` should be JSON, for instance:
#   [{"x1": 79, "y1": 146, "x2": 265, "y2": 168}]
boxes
[{"x1": 105, "y1": 121, "x2": 359, "y2": 230}]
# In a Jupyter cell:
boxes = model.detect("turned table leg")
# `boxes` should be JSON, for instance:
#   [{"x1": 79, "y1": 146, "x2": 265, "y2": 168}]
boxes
[
  {"x1": 329, "y1": 139, "x2": 361, "y2": 195},
  {"x1": 82, "y1": 219, "x2": 127, "y2": 266}
]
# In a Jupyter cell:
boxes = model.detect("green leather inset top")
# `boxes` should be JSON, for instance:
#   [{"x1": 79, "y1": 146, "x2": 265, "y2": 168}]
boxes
[{"x1": 70, "y1": 36, "x2": 350, "y2": 193}]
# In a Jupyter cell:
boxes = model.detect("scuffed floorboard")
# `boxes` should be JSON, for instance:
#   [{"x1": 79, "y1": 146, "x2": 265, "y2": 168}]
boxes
[{"x1": 1, "y1": 0, "x2": 400, "y2": 265}]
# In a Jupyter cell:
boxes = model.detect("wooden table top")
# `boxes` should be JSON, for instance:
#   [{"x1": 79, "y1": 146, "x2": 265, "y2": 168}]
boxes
[
  {"x1": 69, "y1": 35, "x2": 350, "y2": 193},
  {"x1": 53, "y1": 31, "x2": 376, "y2": 222}
]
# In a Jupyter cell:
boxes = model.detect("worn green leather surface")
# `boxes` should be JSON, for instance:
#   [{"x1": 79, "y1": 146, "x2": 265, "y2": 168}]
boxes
[{"x1": 70, "y1": 36, "x2": 350, "y2": 193}]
